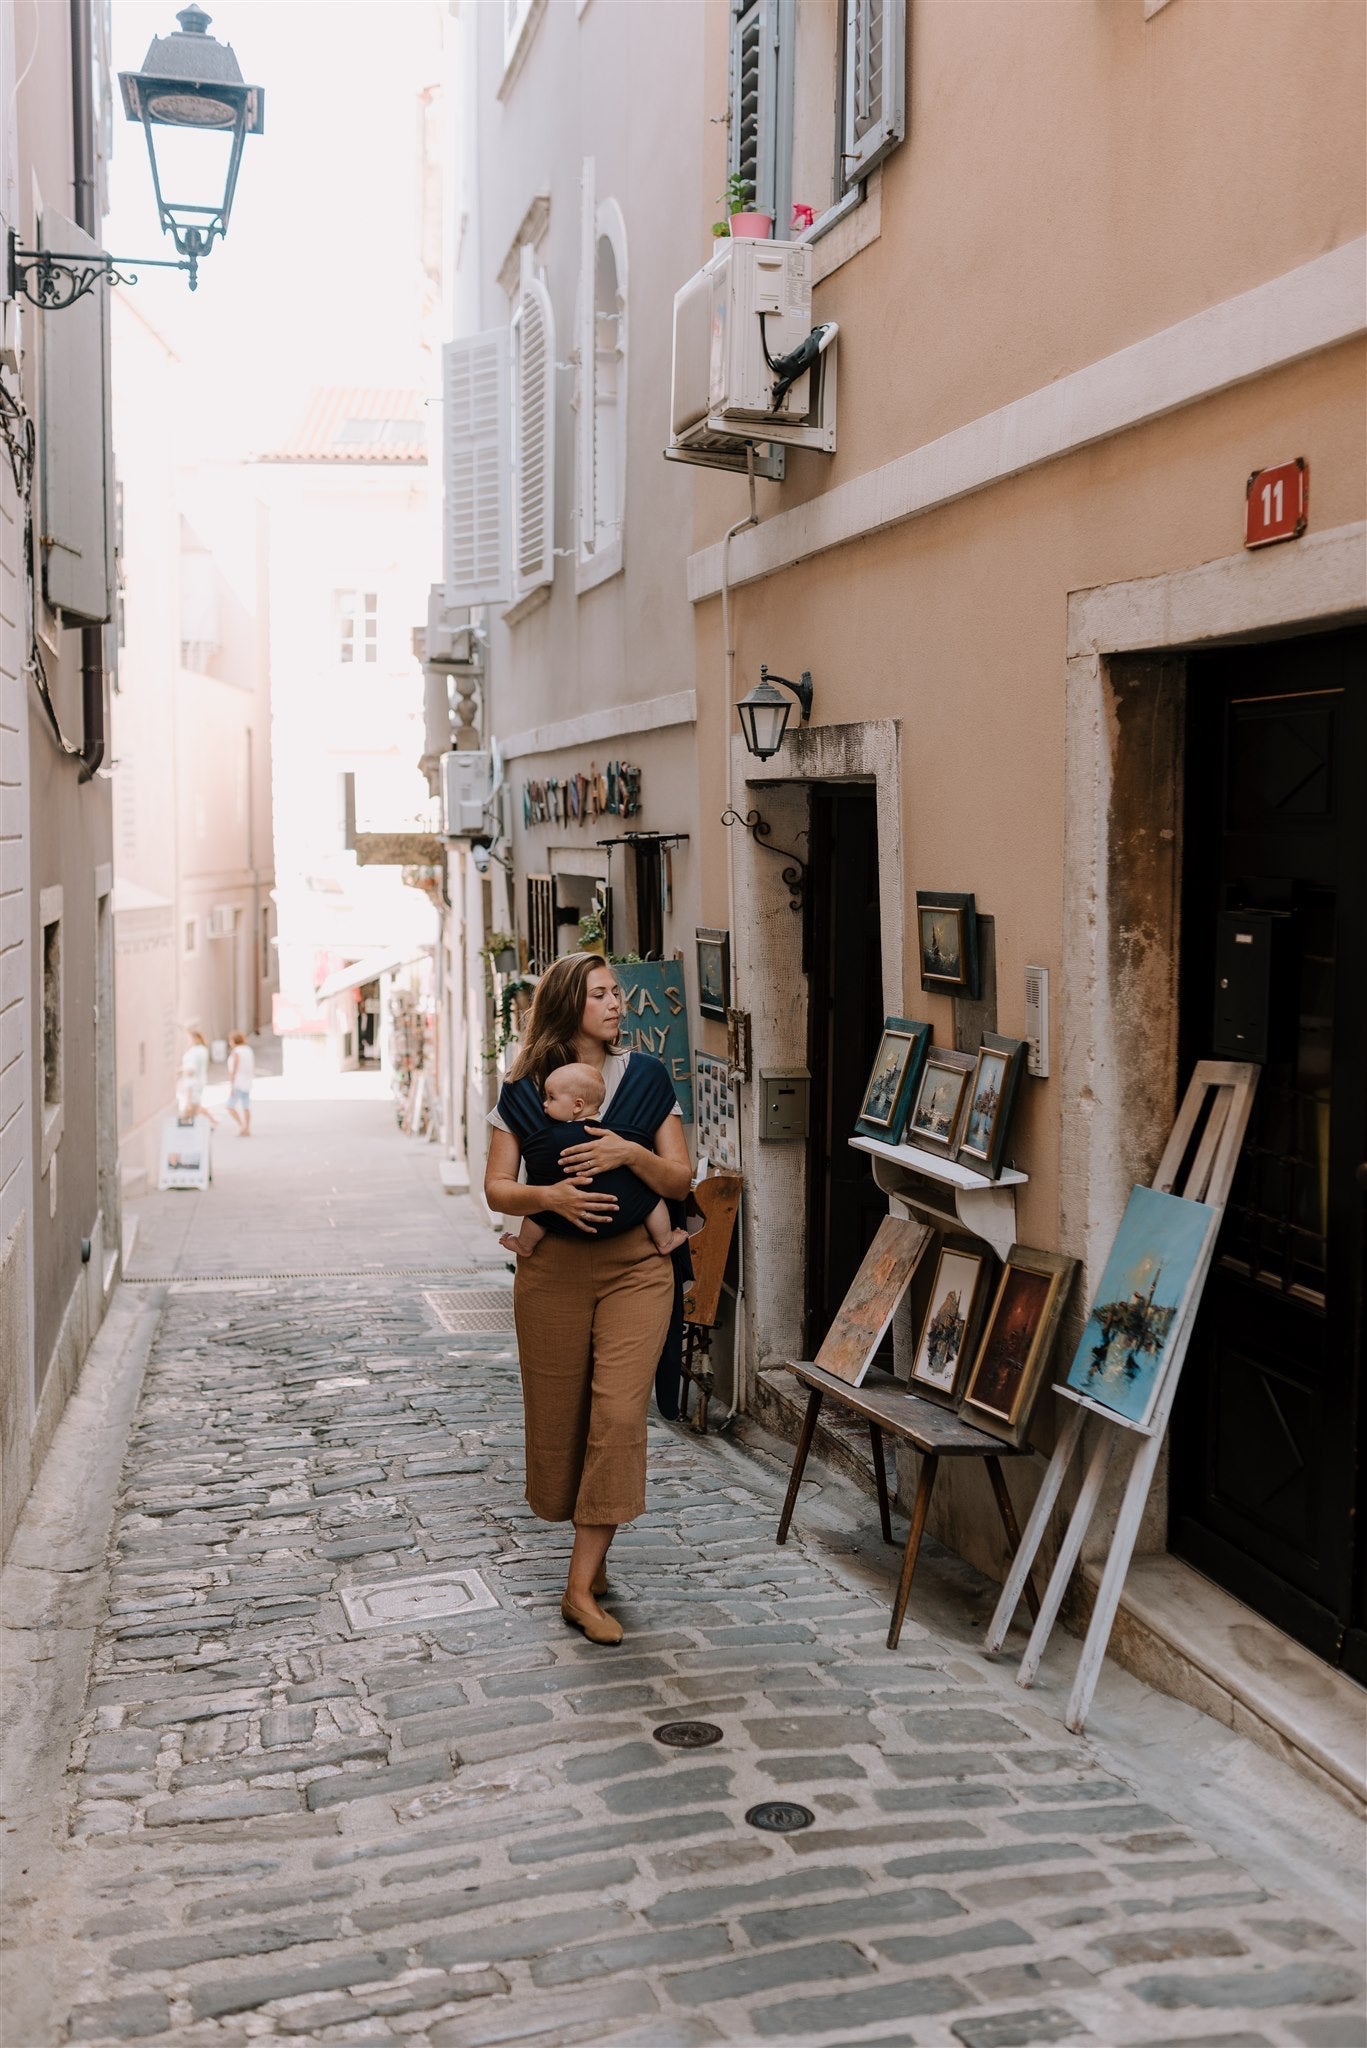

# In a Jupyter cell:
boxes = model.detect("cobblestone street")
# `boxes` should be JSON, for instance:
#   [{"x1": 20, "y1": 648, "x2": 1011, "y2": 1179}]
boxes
[{"x1": 3, "y1": 1090, "x2": 1364, "y2": 2048}]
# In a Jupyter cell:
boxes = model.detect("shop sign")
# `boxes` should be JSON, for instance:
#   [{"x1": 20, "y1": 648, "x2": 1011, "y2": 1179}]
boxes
[
  {"x1": 615, "y1": 959, "x2": 693, "y2": 1121},
  {"x1": 1244, "y1": 458, "x2": 1307, "y2": 548},
  {"x1": 158, "y1": 1115, "x2": 210, "y2": 1191},
  {"x1": 523, "y1": 761, "x2": 642, "y2": 827}
]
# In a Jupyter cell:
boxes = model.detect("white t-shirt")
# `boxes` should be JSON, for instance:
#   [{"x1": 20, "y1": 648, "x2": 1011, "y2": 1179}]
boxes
[
  {"x1": 229, "y1": 1044, "x2": 255, "y2": 1093},
  {"x1": 486, "y1": 1049, "x2": 682, "y2": 1134},
  {"x1": 181, "y1": 1042, "x2": 209, "y2": 1103}
]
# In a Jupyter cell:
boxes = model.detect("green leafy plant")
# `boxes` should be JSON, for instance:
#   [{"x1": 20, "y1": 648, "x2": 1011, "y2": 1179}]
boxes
[{"x1": 712, "y1": 172, "x2": 751, "y2": 238}]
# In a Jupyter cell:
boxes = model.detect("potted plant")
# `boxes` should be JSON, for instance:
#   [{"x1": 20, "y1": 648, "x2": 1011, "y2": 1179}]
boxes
[
  {"x1": 713, "y1": 173, "x2": 772, "y2": 242},
  {"x1": 481, "y1": 930, "x2": 519, "y2": 977}
]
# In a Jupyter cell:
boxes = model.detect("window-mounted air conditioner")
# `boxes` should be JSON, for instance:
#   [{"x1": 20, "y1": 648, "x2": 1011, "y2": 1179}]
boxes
[
  {"x1": 425, "y1": 586, "x2": 484, "y2": 670},
  {"x1": 441, "y1": 749, "x2": 492, "y2": 837},
  {"x1": 666, "y1": 239, "x2": 837, "y2": 475}
]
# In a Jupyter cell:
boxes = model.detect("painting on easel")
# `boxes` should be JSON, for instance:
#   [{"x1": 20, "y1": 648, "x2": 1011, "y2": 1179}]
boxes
[{"x1": 1064, "y1": 1184, "x2": 1218, "y2": 1431}]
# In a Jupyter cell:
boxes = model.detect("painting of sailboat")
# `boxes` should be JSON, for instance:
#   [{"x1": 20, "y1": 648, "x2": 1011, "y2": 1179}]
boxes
[{"x1": 1064, "y1": 1184, "x2": 1218, "y2": 1428}]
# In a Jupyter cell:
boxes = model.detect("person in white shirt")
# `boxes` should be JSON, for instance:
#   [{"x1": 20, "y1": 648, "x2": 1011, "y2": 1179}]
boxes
[
  {"x1": 177, "y1": 1029, "x2": 216, "y2": 1127},
  {"x1": 226, "y1": 1032, "x2": 255, "y2": 1137}
]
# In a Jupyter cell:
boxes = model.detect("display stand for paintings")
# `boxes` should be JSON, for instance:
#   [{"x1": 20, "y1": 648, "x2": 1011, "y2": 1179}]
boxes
[
  {"x1": 984, "y1": 1060, "x2": 1258, "y2": 1733},
  {"x1": 679, "y1": 1172, "x2": 743, "y2": 1433}
]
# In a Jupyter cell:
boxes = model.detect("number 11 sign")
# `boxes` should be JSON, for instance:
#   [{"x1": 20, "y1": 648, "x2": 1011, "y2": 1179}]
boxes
[{"x1": 1245, "y1": 457, "x2": 1308, "y2": 548}]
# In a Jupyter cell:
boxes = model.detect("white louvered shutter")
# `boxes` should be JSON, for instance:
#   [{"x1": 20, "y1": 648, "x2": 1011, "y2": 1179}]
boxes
[
  {"x1": 513, "y1": 249, "x2": 556, "y2": 598},
  {"x1": 575, "y1": 156, "x2": 597, "y2": 563},
  {"x1": 841, "y1": 0, "x2": 906, "y2": 187},
  {"x1": 728, "y1": 0, "x2": 780, "y2": 218},
  {"x1": 443, "y1": 329, "x2": 511, "y2": 607}
]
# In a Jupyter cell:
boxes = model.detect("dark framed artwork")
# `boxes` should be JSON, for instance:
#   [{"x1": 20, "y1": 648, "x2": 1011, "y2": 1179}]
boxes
[
  {"x1": 905, "y1": 1047, "x2": 975, "y2": 1159},
  {"x1": 695, "y1": 928, "x2": 731, "y2": 1021},
  {"x1": 909, "y1": 1241, "x2": 994, "y2": 1406},
  {"x1": 854, "y1": 1016, "x2": 930, "y2": 1142},
  {"x1": 959, "y1": 1245, "x2": 1077, "y2": 1447},
  {"x1": 916, "y1": 891, "x2": 980, "y2": 998},
  {"x1": 956, "y1": 1032, "x2": 1027, "y2": 1181}
]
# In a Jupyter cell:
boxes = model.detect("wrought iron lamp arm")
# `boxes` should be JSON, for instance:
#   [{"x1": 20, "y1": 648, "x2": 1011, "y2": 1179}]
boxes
[
  {"x1": 8, "y1": 230, "x2": 198, "y2": 309},
  {"x1": 720, "y1": 807, "x2": 807, "y2": 913},
  {"x1": 758, "y1": 664, "x2": 813, "y2": 721}
]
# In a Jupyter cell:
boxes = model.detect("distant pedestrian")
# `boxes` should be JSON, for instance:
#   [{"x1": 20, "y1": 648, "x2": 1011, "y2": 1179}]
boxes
[
  {"x1": 226, "y1": 1032, "x2": 255, "y2": 1136},
  {"x1": 176, "y1": 1028, "x2": 217, "y2": 1127},
  {"x1": 484, "y1": 953, "x2": 691, "y2": 1647}
]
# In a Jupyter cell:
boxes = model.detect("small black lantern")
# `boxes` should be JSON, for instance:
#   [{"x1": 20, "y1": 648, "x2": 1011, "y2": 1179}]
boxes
[
  {"x1": 119, "y1": 5, "x2": 265, "y2": 289},
  {"x1": 736, "y1": 665, "x2": 814, "y2": 762}
]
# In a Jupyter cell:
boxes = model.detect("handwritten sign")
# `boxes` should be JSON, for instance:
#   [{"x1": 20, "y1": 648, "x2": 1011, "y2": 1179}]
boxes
[{"x1": 615, "y1": 960, "x2": 693, "y2": 1122}]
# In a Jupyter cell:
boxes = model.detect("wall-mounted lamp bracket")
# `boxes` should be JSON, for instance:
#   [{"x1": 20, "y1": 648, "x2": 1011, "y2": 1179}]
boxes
[
  {"x1": 720, "y1": 807, "x2": 807, "y2": 914},
  {"x1": 8, "y1": 229, "x2": 196, "y2": 307}
]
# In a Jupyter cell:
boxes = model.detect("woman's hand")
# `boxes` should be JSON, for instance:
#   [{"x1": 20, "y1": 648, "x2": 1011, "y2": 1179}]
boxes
[
  {"x1": 558, "y1": 1126, "x2": 637, "y2": 1177},
  {"x1": 544, "y1": 1174, "x2": 619, "y2": 1235}
]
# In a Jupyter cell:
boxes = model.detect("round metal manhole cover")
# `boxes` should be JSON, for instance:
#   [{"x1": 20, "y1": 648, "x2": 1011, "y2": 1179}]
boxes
[
  {"x1": 745, "y1": 1800, "x2": 815, "y2": 1833},
  {"x1": 653, "y1": 1720, "x2": 724, "y2": 1750}
]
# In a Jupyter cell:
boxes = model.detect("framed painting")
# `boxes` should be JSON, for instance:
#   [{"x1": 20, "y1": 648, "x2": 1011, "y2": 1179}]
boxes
[
  {"x1": 956, "y1": 1032, "x2": 1027, "y2": 1181},
  {"x1": 959, "y1": 1245, "x2": 1077, "y2": 1447},
  {"x1": 812, "y1": 1217, "x2": 931, "y2": 1387},
  {"x1": 1064, "y1": 1183, "x2": 1219, "y2": 1432},
  {"x1": 916, "y1": 890, "x2": 980, "y2": 998},
  {"x1": 909, "y1": 1242, "x2": 993, "y2": 1406},
  {"x1": 695, "y1": 928, "x2": 731, "y2": 1021},
  {"x1": 854, "y1": 1016, "x2": 930, "y2": 1142},
  {"x1": 905, "y1": 1047, "x2": 975, "y2": 1160}
]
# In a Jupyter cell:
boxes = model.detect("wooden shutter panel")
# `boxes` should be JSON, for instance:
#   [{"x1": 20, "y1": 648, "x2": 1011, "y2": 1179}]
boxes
[
  {"x1": 841, "y1": 0, "x2": 906, "y2": 186},
  {"x1": 575, "y1": 156, "x2": 596, "y2": 562},
  {"x1": 443, "y1": 328, "x2": 511, "y2": 607},
  {"x1": 39, "y1": 209, "x2": 114, "y2": 622},
  {"x1": 513, "y1": 250, "x2": 556, "y2": 598},
  {"x1": 728, "y1": 0, "x2": 780, "y2": 217}
]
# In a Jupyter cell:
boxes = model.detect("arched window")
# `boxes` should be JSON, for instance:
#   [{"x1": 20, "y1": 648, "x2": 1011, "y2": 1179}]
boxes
[{"x1": 576, "y1": 168, "x2": 627, "y2": 592}]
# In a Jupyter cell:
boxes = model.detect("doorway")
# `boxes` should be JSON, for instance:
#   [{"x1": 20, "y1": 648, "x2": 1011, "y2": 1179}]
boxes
[
  {"x1": 804, "y1": 782, "x2": 886, "y2": 1354},
  {"x1": 1171, "y1": 627, "x2": 1366, "y2": 1681}
]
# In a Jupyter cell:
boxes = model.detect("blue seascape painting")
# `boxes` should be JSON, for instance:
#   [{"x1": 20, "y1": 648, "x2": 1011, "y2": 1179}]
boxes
[{"x1": 1065, "y1": 1184, "x2": 1217, "y2": 1427}]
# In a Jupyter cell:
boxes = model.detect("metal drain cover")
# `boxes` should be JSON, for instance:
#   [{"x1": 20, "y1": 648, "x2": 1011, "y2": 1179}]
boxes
[
  {"x1": 423, "y1": 1288, "x2": 516, "y2": 1333},
  {"x1": 653, "y1": 1720, "x2": 723, "y2": 1749},
  {"x1": 745, "y1": 1800, "x2": 814, "y2": 1833}
]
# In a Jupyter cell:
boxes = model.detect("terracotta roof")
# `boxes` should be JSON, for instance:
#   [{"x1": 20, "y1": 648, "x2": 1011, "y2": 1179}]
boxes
[{"x1": 258, "y1": 388, "x2": 428, "y2": 464}]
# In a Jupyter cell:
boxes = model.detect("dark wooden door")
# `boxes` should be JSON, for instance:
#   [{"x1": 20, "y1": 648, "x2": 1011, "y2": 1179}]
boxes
[
  {"x1": 1171, "y1": 628, "x2": 1366, "y2": 1679},
  {"x1": 805, "y1": 783, "x2": 886, "y2": 1354}
]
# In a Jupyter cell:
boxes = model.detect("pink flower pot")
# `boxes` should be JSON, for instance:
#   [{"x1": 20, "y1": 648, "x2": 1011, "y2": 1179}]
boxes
[{"x1": 729, "y1": 212, "x2": 773, "y2": 240}]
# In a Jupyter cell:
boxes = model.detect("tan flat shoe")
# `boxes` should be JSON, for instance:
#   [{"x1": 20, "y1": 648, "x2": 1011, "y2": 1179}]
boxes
[{"x1": 560, "y1": 1595, "x2": 623, "y2": 1645}]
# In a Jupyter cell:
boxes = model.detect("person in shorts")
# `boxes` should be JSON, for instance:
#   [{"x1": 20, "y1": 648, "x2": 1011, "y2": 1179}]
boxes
[{"x1": 226, "y1": 1032, "x2": 255, "y2": 1137}]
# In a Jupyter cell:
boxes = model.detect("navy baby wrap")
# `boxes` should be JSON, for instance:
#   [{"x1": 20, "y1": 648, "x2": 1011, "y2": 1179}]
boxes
[{"x1": 496, "y1": 1053, "x2": 679, "y2": 1241}]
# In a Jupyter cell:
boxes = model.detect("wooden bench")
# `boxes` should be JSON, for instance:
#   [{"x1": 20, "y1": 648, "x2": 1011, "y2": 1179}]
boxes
[{"x1": 777, "y1": 1362, "x2": 1042, "y2": 1651}]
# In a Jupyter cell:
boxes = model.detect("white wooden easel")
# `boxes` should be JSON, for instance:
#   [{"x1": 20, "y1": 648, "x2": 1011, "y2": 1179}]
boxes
[{"x1": 985, "y1": 1060, "x2": 1258, "y2": 1733}]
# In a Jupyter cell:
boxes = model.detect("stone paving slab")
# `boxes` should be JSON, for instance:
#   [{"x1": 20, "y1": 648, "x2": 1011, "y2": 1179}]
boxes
[{"x1": 5, "y1": 1261, "x2": 1365, "y2": 2048}]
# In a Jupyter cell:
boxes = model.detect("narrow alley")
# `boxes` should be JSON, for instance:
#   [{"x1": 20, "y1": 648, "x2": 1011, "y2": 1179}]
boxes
[{"x1": 3, "y1": 1080, "x2": 1362, "y2": 2048}]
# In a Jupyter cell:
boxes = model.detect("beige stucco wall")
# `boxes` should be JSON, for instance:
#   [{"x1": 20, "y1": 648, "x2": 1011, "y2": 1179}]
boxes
[{"x1": 683, "y1": 0, "x2": 1366, "y2": 1579}]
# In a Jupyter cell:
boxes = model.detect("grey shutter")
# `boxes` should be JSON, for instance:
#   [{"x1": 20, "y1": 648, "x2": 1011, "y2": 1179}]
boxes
[
  {"x1": 841, "y1": 0, "x2": 906, "y2": 186},
  {"x1": 443, "y1": 328, "x2": 511, "y2": 607},
  {"x1": 39, "y1": 209, "x2": 114, "y2": 622},
  {"x1": 728, "y1": 0, "x2": 780, "y2": 217}
]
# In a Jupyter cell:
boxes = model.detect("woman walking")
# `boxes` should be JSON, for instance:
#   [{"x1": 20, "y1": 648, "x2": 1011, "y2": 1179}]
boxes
[{"x1": 484, "y1": 953, "x2": 691, "y2": 1645}]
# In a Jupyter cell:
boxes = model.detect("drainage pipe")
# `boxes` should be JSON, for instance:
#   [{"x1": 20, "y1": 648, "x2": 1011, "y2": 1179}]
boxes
[{"x1": 70, "y1": 0, "x2": 106, "y2": 784}]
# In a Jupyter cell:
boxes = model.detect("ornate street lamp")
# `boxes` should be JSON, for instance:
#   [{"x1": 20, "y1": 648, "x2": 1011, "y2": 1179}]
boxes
[
  {"x1": 119, "y1": 6, "x2": 265, "y2": 288},
  {"x1": 736, "y1": 665, "x2": 814, "y2": 762},
  {"x1": 8, "y1": 5, "x2": 263, "y2": 308}
]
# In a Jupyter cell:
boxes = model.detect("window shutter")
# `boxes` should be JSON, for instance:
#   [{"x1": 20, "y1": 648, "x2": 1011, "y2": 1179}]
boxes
[
  {"x1": 443, "y1": 328, "x2": 511, "y2": 607},
  {"x1": 513, "y1": 248, "x2": 556, "y2": 598},
  {"x1": 728, "y1": 0, "x2": 780, "y2": 217},
  {"x1": 527, "y1": 874, "x2": 556, "y2": 974},
  {"x1": 39, "y1": 209, "x2": 114, "y2": 622},
  {"x1": 841, "y1": 0, "x2": 906, "y2": 187},
  {"x1": 575, "y1": 156, "x2": 597, "y2": 562}
]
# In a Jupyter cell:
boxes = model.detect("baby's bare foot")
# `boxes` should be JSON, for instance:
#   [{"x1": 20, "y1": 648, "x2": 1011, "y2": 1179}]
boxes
[
  {"x1": 657, "y1": 1228, "x2": 689, "y2": 1256},
  {"x1": 499, "y1": 1232, "x2": 534, "y2": 1257}
]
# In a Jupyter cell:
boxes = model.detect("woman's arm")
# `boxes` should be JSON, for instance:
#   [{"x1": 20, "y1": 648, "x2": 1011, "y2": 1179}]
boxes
[
  {"x1": 558, "y1": 1115, "x2": 691, "y2": 1202},
  {"x1": 483, "y1": 1125, "x2": 621, "y2": 1233}
]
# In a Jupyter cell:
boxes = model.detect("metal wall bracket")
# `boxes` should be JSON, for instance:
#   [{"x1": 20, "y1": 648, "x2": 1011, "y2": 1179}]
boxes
[{"x1": 8, "y1": 228, "x2": 195, "y2": 308}]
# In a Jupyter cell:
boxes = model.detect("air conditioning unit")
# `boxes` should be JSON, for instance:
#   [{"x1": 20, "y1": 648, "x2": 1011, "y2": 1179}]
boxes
[
  {"x1": 666, "y1": 239, "x2": 837, "y2": 472},
  {"x1": 426, "y1": 585, "x2": 484, "y2": 670},
  {"x1": 441, "y1": 749, "x2": 492, "y2": 837},
  {"x1": 205, "y1": 905, "x2": 238, "y2": 940}
]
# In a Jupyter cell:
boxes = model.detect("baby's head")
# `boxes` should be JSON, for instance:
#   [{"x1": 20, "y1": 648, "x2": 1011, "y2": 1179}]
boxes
[{"x1": 543, "y1": 1061, "x2": 607, "y2": 1124}]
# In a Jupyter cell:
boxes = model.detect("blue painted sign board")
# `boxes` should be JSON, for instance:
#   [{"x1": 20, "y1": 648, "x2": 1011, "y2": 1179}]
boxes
[{"x1": 615, "y1": 960, "x2": 694, "y2": 1122}]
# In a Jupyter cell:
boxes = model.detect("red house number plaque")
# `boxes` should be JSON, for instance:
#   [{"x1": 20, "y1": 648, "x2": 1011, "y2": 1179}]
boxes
[{"x1": 1245, "y1": 458, "x2": 1308, "y2": 549}]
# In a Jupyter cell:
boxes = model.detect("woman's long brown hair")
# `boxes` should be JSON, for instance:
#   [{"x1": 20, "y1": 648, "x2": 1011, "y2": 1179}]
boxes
[{"x1": 507, "y1": 953, "x2": 618, "y2": 1093}]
